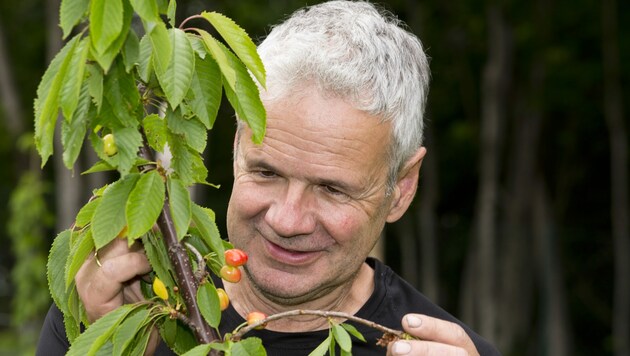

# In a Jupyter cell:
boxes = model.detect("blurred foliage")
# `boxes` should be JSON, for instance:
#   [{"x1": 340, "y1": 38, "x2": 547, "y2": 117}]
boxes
[{"x1": 0, "y1": 0, "x2": 628, "y2": 355}]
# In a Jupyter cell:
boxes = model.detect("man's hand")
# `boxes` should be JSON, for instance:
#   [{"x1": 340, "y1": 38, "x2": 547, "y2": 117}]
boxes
[
  {"x1": 75, "y1": 238, "x2": 152, "y2": 322},
  {"x1": 387, "y1": 314, "x2": 480, "y2": 356}
]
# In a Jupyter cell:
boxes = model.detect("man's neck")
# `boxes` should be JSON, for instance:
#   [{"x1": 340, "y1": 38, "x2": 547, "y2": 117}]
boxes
[{"x1": 224, "y1": 262, "x2": 375, "y2": 332}]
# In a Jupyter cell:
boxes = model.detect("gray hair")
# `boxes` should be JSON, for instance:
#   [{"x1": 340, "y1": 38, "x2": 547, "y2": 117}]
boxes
[{"x1": 253, "y1": 0, "x2": 430, "y2": 190}]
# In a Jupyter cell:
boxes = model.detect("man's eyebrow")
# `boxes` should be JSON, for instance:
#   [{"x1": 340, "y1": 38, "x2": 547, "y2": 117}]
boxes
[{"x1": 246, "y1": 158, "x2": 280, "y2": 173}]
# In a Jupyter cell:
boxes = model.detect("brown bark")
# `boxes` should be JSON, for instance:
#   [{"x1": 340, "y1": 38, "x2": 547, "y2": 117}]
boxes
[
  {"x1": 602, "y1": 0, "x2": 630, "y2": 355},
  {"x1": 473, "y1": 4, "x2": 512, "y2": 343}
]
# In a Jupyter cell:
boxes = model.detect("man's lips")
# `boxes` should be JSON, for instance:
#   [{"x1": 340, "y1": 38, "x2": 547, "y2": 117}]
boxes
[{"x1": 262, "y1": 239, "x2": 322, "y2": 265}]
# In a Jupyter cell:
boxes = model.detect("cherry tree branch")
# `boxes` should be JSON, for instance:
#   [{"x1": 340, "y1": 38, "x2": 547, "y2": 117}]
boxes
[
  {"x1": 138, "y1": 137, "x2": 221, "y2": 351},
  {"x1": 230, "y1": 309, "x2": 411, "y2": 343}
]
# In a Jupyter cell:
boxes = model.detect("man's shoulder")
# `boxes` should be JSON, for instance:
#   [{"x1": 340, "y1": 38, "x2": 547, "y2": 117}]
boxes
[{"x1": 364, "y1": 258, "x2": 501, "y2": 356}]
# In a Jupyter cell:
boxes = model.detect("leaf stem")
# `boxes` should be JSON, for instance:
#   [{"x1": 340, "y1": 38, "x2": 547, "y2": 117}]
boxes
[{"x1": 179, "y1": 14, "x2": 205, "y2": 30}]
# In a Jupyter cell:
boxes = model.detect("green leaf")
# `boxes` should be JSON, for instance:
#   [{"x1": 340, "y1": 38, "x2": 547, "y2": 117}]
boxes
[
  {"x1": 47, "y1": 229, "x2": 72, "y2": 314},
  {"x1": 332, "y1": 323, "x2": 352, "y2": 352},
  {"x1": 167, "y1": 0, "x2": 177, "y2": 28},
  {"x1": 66, "y1": 304, "x2": 134, "y2": 356},
  {"x1": 34, "y1": 35, "x2": 81, "y2": 167},
  {"x1": 159, "y1": 318, "x2": 198, "y2": 354},
  {"x1": 190, "y1": 150, "x2": 209, "y2": 185},
  {"x1": 129, "y1": 0, "x2": 159, "y2": 23},
  {"x1": 341, "y1": 323, "x2": 366, "y2": 342},
  {"x1": 112, "y1": 306, "x2": 151, "y2": 355},
  {"x1": 64, "y1": 309, "x2": 81, "y2": 343},
  {"x1": 186, "y1": 53, "x2": 222, "y2": 129},
  {"x1": 61, "y1": 81, "x2": 91, "y2": 169},
  {"x1": 60, "y1": 36, "x2": 90, "y2": 121},
  {"x1": 197, "y1": 282, "x2": 221, "y2": 328},
  {"x1": 112, "y1": 126, "x2": 144, "y2": 176},
  {"x1": 197, "y1": 30, "x2": 236, "y2": 89},
  {"x1": 168, "y1": 133, "x2": 193, "y2": 183},
  {"x1": 60, "y1": 0, "x2": 90, "y2": 39},
  {"x1": 126, "y1": 170, "x2": 166, "y2": 240},
  {"x1": 148, "y1": 21, "x2": 172, "y2": 77},
  {"x1": 90, "y1": 0, "x2": 123, "y2": 55},
  {"x1": 143, "y1": 114, "x2": 168, "y2": 152},
  {"x1": 91, "y1": 0, "x2": 133, "y2": 73},
  {"x1": 191, "y1": 203, "x2": 225, "y2": 264},
  {"x1": 156, "y1": 28, "x2": 195, "y2": 109},
  {"x1": 82, "y1": 160, "x2": 115, "y2": 175},
  {"x1": 201, "y1": 11, "x2": 265, "y2": 88},
  {"x1": 188, "y1": 34, "x2": 207, "y2": 59},
  {"x1": 103, "y1": 59, "x2": 142, "y2": 128},
  {"x1": 180, "y1": 344, "x2": 213, "y2": 356},
  {"x1": 138, "y1": 34, "x2": 154, "y2": 83},
  {"x1": 127, "y1": 321, "x2": 159, "y2": 356},
  {"x1": 92, "y1": 174, "x2": 140, "y2": 249},
  {"x1": 231, "y1": 337, "x2": 267, "y2": 356},
  {"x1": 142, "y1": 231, "x2": 176, "y2": 287},
  {"x1": 166, "y1": 108, "x2": 207, "y2": 153},
  {"x1": 75, "y1": 198, "x2": 101, "y2": 228},
  {"x1": 167, "y1": 178, "x2": 191, "y2": 240},
  {"x1": 308, "y1": 334, "x2": 332, "y2": 356},
  {"x1": 217, "y1": 41, "x2": 266, "y2": 144},
  {"x1": 87, "y1": 64, "x2": 103, "y2": 110},
  {"x1": 65, "y1": 229, "x2": 95, "y2": 289},
  {"x1": 123, "y1": 30, "x2": 140, "y2": 72}
]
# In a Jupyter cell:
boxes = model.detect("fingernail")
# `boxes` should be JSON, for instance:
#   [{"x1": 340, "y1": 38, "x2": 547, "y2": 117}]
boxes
[
  {"x1": 405, "y1": 315, "x2": 422, "y2": 328},
  {"x1": 392, "y1": 341, "x2": 411, "y2": 355}
]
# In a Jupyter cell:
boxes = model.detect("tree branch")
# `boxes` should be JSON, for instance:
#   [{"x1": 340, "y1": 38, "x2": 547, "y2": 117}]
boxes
[{"x1": 230, "y1": 309, "x2": 411, "y2": 343}]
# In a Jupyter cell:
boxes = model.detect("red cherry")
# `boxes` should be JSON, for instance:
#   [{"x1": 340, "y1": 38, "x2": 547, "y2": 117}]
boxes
[
  {"x1": 225, "y1": 249, "x2": 248, "y2": 267},
  {"x1": 217, "y1": 288, "x2": 229, "y2": 311},
  {"x1": 220, "y1": 265, "x2": 241, "y2": 283},
  {"x1": 247, "y1": 311, "x2": 267, "y2": 330}
]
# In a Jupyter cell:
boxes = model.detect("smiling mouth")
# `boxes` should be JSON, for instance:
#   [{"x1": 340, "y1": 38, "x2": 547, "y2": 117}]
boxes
[{"x1": 262, "y1": 239, "x2": 322, "y2": 265}]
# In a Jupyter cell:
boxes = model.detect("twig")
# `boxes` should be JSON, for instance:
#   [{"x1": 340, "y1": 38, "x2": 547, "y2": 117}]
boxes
[
  {"x1": 230, "y1": 309, "x2": 409, "y2": 342},
  {"x1": 185, "y1": 242, "x2": 208, "y2": 282}
]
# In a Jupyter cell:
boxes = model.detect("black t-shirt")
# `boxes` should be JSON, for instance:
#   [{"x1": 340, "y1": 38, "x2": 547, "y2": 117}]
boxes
[{"x1": 37, "y1": 258, "x2": 500, "y2": 355}]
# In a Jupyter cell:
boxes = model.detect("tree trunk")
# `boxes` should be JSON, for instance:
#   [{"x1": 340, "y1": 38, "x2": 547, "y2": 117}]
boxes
[
  {"x1": 533, "y1": 177, "x2": 572, "y2": 356},
  {"x1": 0, "y1": 19, "x2": 24, "y2": 136},
  {"x1": 473, "y1": 4, "x2": 512, "y2": 343},
  {"x1": 602, "y1": 0, "x2": 630, "y2": 355},
  {"x1": 417, "y1": 128, "x2": 439, "y2": 302},
  {"x1": 394, "y1": 212, "x2": 418, "y2": 287}
]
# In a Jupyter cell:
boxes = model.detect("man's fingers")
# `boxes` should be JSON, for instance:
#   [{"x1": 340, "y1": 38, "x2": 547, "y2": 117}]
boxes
[
  {"x1": 393, "y1": 314, "x2": 479, "y2": 356},
  {"x1": 75, "y1": 239, "x2": 152, "y2": 321},
  {"x1": 388, "y1": 339, "x2": 468, "y2": 356}
]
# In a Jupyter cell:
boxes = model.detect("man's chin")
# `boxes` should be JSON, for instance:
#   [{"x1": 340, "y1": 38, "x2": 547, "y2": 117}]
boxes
[{"x1": 244, "y1": 267, "x2": 327, "y2": 306}]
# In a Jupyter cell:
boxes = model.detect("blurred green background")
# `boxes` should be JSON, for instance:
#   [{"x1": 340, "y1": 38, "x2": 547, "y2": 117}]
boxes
[{"x1": 0, "y1": 0, "x2": 628, "y2": 355}]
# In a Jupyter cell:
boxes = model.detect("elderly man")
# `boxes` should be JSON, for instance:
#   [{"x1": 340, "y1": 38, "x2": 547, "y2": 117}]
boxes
[{"x1": 38, "y1": 1, "x2": 500, "y2": 355}]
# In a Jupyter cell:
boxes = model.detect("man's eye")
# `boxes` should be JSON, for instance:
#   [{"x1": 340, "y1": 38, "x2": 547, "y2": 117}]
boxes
[
  {"x1": 258, "y1": 170, "x2": 277, "y2": 178},
  {"x1": 323, "y1": 185, "x2": 344, "y2": 196}
]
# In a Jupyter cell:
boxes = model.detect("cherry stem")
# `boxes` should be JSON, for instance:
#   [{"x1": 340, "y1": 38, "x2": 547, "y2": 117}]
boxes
[{"x1": 230, "y1": 309, "x2": 409, "y2": 342}]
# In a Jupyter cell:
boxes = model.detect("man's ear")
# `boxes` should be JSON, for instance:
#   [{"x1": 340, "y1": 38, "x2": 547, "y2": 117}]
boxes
[{"x1": 386, "y1": 147, "x2": 427, "y2": 223}]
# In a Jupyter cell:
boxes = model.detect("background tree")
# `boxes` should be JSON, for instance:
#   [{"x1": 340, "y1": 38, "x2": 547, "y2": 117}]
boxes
[{"x1": 0, "y1": 0, "x2": 627, "y2": 355}]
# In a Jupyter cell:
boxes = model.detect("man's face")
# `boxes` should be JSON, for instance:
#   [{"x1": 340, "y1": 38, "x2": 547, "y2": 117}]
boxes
[{"x1": 227, "y1": 88, "x2": 396, "y2": 305}]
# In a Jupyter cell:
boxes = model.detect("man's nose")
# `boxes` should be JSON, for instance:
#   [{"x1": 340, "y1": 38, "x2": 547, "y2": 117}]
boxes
[{"x1": 264, "y1": 183, "x2": 316, "y2": 238}]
